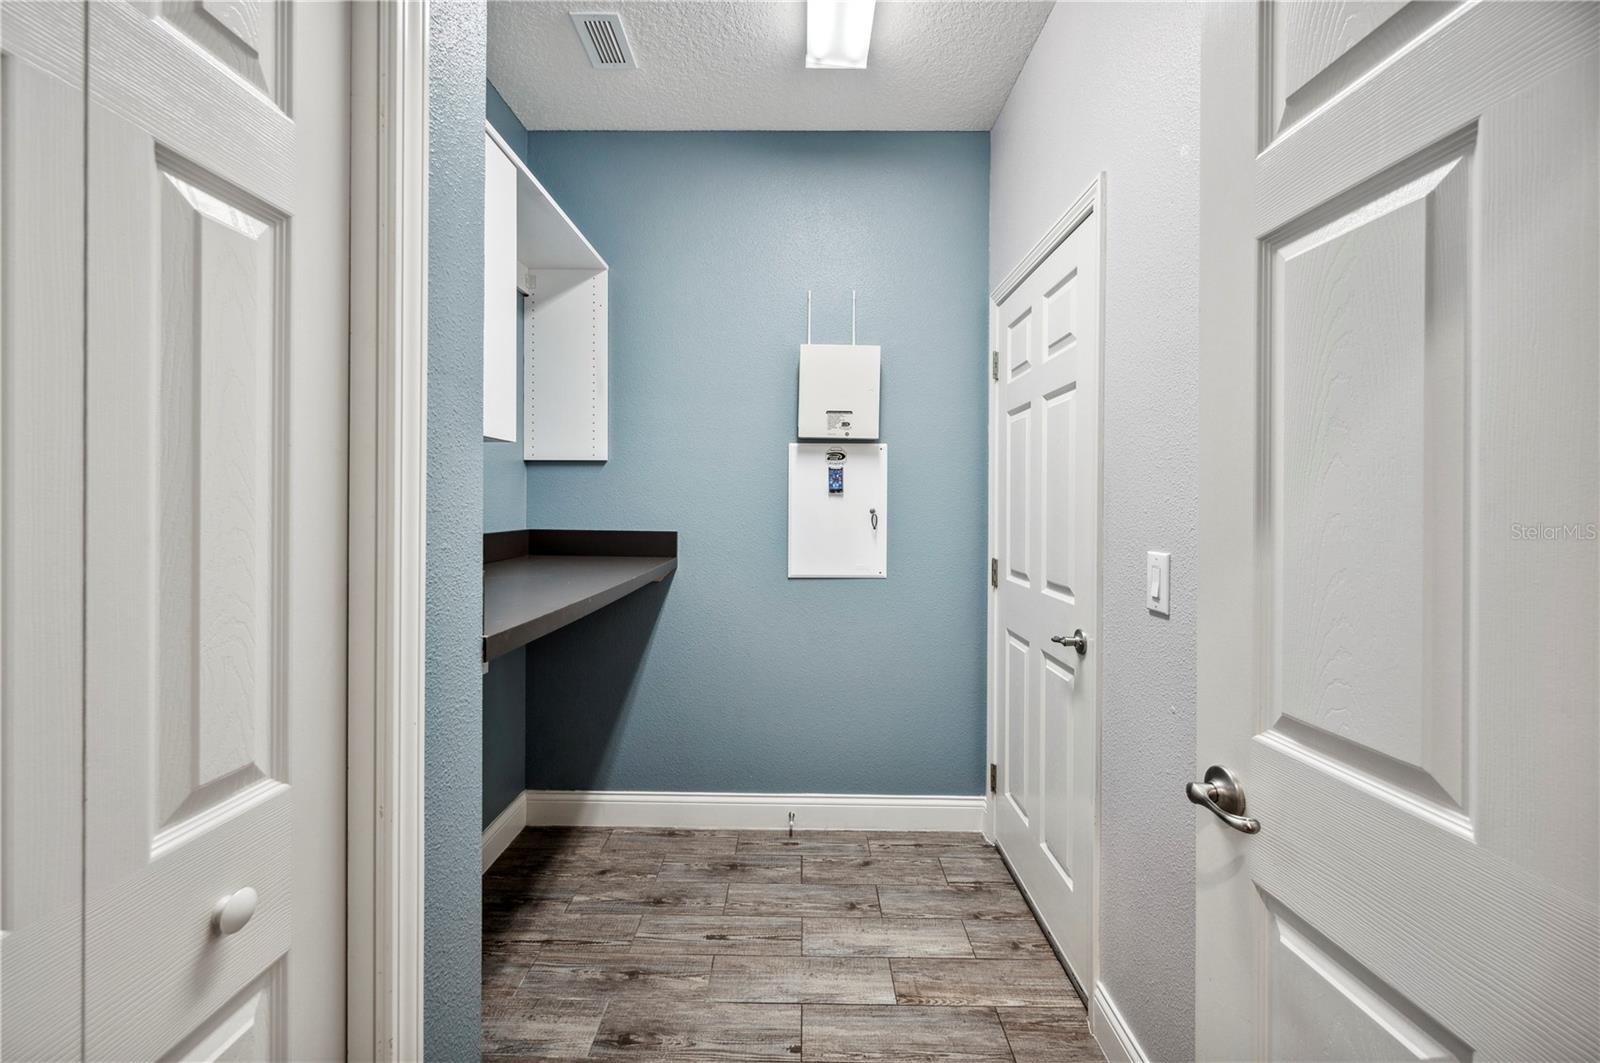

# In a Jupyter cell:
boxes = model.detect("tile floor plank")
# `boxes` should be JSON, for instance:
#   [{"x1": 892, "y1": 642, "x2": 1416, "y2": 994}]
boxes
[
  {"x1": 963, "y1": 918, "x2": 1056, "y2": 958},
  {"x1": 803, "y1": 917, "x2": 974, "y2": 957},
  {"x1": 939, "y1": 851, "x2": 1013, "y2": 883},
  {"x1": 603, "y1": 828, "x2": 740, "y2": 855},
  {"x1": 737, "y1": 831, "x2": 873, "y2": 856},
  {"x1": 487, "y1": 911, "x2": 642, "y2": 950},
  {"x1": 567, "y1": 881, "x2": 730, "y2": 914},
  {"x1": 878, "y1": 882, "x2": 1034, "y2": 920},
  {"x1": 634, "y1": 914, "x2": 803, "y2": 955},
  {"x1": 516, "y1": 955, "x2": 713, "y2": 1002},
  {"x1": 726, "y1": 882, "x2": 880, "y2": 918},
  {"x1": 589, "y1": 1000, "x2": 802, "y2": 1060},
  {"x1": 803, "y1": 855, "x2": 947, "y2": 885},
  {"x1": 890, "y1": 958, "x2": 1075, "y2": 1007},
  {"x1": 709, "y1": 956, "x2": 897, "y2": 1004},
  {"x1": 999, "y1": 1006, "x2": 1101, "y2": 1063},
  {"x1": 866, "y1": 831, "x2": 993, "y2": 858},
  {"x1": 481, "y1": 995, "x2": 607, "y2": 1059},
  {"x1": 658, "y1": 855, "x2": 802, "y2": 882},
  {"x1": 801, "y1": 1005, "x2": 1014, "y2": 1062}
]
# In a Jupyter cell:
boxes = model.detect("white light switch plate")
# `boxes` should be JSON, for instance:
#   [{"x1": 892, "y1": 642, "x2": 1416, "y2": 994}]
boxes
[{"x1": 1147, "y1": 551, "x2": 1170, "y2": 616}]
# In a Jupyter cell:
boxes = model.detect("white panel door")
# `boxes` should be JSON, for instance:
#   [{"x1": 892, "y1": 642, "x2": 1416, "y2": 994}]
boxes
[
  {"x1": 0, "y1": 5, "x2": 86, "y2": 1060},
  {"x1": 1199, "y1": 3, "x2": 1598, "y2": 1060},
  {"x1": 993, "y1": 206, "x2": 1099, "y2": 987},
  {"x1": 83, "y1": 2, "x2": 349, "y2": 1059}
]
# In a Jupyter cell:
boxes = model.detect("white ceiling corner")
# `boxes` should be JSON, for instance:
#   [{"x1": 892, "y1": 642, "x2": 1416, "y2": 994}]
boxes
[{"x1": 487, "y1": 1, "x2": 1055, "y2": 131}]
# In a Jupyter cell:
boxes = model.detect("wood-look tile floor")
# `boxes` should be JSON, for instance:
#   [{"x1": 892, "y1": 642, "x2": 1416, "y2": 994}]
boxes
[{"x1": 482, "y1": 827, "x2": 1103, "y2": 1062}]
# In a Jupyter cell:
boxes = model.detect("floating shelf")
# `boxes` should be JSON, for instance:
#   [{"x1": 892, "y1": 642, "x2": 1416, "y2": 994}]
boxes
[{"x1": 483, "y1": 530, "x2": 676, "y2": 663}]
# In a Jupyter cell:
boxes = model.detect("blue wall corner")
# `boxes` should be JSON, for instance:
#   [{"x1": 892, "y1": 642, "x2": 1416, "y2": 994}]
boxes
[
  {"x1": 426, "y1": 5, "x2": 486, "y2": 1059},
  {"x1": 517, "y1": 131, "x2": 992, "y2": 796}
]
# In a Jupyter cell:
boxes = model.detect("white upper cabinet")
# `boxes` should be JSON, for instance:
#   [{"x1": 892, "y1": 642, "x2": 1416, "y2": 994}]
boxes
[
  {"x1": 482, "y1": 123, "x2": 610, "y2": 460},
  {"x1": 484, "y1": 132, "x2": 518, "y2": 442}
]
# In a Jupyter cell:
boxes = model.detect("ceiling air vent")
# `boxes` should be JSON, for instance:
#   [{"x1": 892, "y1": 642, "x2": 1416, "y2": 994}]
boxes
[{"x1": 570, "y1": 12, "x2": 636, "y2": 69}]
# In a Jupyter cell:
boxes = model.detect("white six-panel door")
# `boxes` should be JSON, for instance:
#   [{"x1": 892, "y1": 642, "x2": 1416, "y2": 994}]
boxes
[
  {"x1": 992, "y1": 197, "x2": 1100, "y2": 988},
  {"x1": 1, "y1": 5, "x2": 88, "y2": 1059},
  {"x1": 1198, "y1": 3, "x2": 1598, "y2": 1059},
  {"x1": 76, "y1": 2, "x2": 349, "y2": 1058}
]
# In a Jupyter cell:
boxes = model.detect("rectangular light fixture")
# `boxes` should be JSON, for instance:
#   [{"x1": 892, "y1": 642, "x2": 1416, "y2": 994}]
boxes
[{"x1": 806, "y1": 0, "x2": 876, "y2": 69}]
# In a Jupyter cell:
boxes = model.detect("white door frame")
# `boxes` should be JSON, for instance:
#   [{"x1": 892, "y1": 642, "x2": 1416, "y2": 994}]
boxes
[
  {"x1": 985, "y1": 173, "x2": 1107, "y2": 1004},
  {"x1": 347, "y1": 2, "x2": 430, "y2": 1060}
]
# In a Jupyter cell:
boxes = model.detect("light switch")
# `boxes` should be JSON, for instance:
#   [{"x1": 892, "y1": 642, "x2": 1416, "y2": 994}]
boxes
[{"x1": 1147, "y1": 551, "x2": 1170, "y2": 616}]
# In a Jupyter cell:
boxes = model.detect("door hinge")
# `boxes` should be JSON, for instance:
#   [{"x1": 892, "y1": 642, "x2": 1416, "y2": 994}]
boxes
[
  {"x1": 991, "y1": 350, "x2": 999, "y2": 382},
  {"x1": 989, "y1": 763, "x2": 997, "y2": 794},
  {"x1": 990, "y1": 557, "x2": 998, "y2": 588}
]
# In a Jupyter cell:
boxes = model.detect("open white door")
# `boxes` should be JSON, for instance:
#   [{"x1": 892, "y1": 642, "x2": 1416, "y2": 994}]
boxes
[
  {"x1": 1198, "y1": 3, "x2": 1598, "y2": 1060},
  {"x1": 1, "y1": 5, "x2": 87, "y2": 1059},
  {"x1": 991, "y1": 186, "x2": 1101, "y2": 990},
  {"x1": 82, "y1": 1, "x2": 350, "y2": 1058}
]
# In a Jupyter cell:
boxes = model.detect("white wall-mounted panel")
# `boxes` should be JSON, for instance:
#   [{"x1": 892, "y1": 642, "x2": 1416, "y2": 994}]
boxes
[
  {"x1": 788, "y1": 443, "x2": 886, "y2": 578},
  {"x1": 483, "y1": 133, "x2": 518, "y2": 442},
  {"x1": 525, "y1": 269, "x2": 608, "y2": 461},
  {"x1": 798, "y1": 343, "x2": 880, "y2": 440}
]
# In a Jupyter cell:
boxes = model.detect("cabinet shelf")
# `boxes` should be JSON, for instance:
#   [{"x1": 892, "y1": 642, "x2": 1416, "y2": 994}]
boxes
[{"x1": 482, "y1": 530, "x2": 676, "y2": 663}]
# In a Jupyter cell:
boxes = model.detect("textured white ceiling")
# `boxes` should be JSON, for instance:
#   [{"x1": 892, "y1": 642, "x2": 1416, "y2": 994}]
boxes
[{"x1": 487, "y1": 1, "x2": 1055, "y2": 131}]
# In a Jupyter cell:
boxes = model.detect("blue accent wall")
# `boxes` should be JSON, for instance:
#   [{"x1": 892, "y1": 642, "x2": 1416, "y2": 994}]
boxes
[
  {"x1": 482, "y1": 81, "x2": 533, "y2": 828},
  {"x1": 519, "y1": 131, "x2": 991, "y2": 796},
  {"x1": 426, "y1": 5, "x2": 485, "y2": 1057}
]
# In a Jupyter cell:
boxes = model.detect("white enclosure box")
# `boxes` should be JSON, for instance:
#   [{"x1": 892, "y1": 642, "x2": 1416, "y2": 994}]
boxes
[
  {"x1": 798, "y1": 344, "x2": 880, "y2": 440},
  {"x1": 788, "y1": 443, "x2": 886, "y2": 578}
]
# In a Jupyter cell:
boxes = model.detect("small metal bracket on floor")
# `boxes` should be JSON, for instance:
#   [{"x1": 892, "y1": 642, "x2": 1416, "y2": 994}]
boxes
[{"x1": 788, "y1": 810, "x2": 796, "y2": 837}]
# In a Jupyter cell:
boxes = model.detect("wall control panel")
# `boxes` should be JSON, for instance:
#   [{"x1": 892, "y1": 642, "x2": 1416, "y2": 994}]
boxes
[
  {"x1": 788, "y1": 443, "x2": 887, "y2": 578},
  {"x1": 798, "y1": 344, "x2": 880, "y2": 440}
]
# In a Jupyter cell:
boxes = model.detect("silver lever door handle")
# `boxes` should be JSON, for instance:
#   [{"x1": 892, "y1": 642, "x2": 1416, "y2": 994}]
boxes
[
  {"x1": 1186, "y1": 765, "x2": 1260, "y2": 834},
  {"x1": 1051, "y1": 630, "x2": 1087, "y2": 656}
]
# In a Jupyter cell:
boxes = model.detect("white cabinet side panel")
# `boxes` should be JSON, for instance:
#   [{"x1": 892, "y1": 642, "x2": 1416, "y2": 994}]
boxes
[
  {"x1": 525, "y1": 268, "x2": 607, "y2": 461},
  {"x1": 788, "y1": 443, "x2": 887, "y2": 578},
  {"x1": 483, "y1": 135, "x2": 517, "y2": 442}
]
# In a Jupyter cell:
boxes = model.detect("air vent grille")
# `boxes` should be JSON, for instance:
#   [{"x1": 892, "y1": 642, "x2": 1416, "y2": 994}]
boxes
[{"x1": 570, "y1": 12, "x2": 636, "y2": 69}]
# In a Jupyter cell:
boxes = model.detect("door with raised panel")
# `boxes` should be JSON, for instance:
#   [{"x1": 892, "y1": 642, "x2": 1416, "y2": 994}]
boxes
[
  {"x1": 1198, "y1": 3, "x2": 1598, "y2": 1059},
  {"x1": 992, "y1": 203, "x2": 1100, "y2": 989},
  {"x1": 1, "y1": 5, "x2": 88, "y2": 1059},
  {"x1": 82, "y1": 1, "x2": 348, "y2": 1058}
]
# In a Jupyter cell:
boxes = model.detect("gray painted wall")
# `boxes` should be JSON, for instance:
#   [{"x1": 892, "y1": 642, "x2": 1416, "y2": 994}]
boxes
[
  {"x1": 518, "y1": 131, "x2": 990, "y2": 796},
  {"x1": 426, "y1": 3, "x2": 486, "y2": 1057},
  {"x1": 989, "y1": 5, "x2": 1201, "y2": 1060}
]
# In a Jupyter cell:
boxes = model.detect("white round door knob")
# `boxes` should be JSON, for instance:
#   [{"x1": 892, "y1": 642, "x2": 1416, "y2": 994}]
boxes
[{"x1": 212, "y1": 887, "x2": 258, "y2": 936}]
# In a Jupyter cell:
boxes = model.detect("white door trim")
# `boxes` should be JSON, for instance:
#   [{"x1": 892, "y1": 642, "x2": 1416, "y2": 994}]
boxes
[
  {"x1": 990, "y1": 177, "x2": 1102, "y2": 305},
  {"x1": 985, "y1": 171, "x2": 1107, "y2": 999},
  {"x1": 347, "y1": 3, "x2": 429, "y2": 1060}
]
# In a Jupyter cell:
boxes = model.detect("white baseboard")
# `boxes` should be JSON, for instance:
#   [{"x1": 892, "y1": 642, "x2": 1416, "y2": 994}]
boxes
[
  {"x1": 481, "y1": 793, "x2": 528, "y2": 873},
  {"x1": 483, "y1": 789, "x2": 987, "y2": 871},
  {"x1": 1091, "y1": 981, "x2": 1150, "y2": 1063},
  {"x1": 526, "y1": 788, "x2": 985, "y2": 830}
]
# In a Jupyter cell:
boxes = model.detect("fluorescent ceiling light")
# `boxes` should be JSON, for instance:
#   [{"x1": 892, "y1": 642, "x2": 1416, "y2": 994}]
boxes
[{"x1": 806, "y1": 0, "x2": 876, "y2": 69}]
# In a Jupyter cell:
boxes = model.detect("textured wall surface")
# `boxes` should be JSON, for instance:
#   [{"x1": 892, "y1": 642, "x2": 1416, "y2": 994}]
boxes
[
  {"x1": 483, "y1": 81, "x2": 531, "y2": 532},
  {"x1": 483, "y1": 81, "x2": 531, "y2": 829},
  {"x1": 425, "y1": 4, "x2": 486, "y2": 1058},
  {"x1": 517, "y1": 131, "x2": 990, "y2": 796},
  {"x1": 990, "y1": 5, "x2": 1202, "y2": 1060}
]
